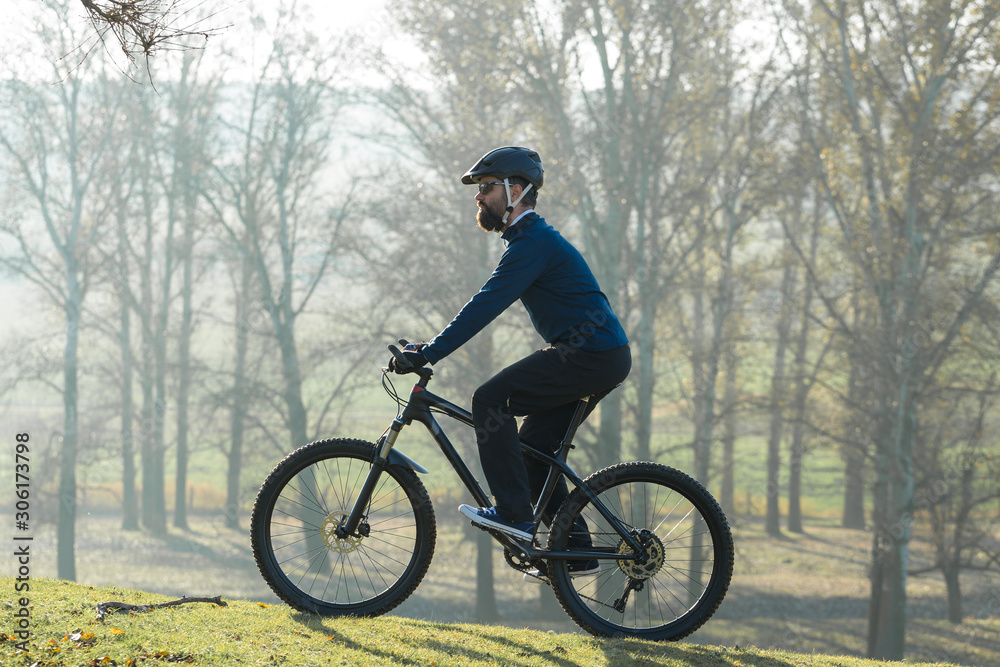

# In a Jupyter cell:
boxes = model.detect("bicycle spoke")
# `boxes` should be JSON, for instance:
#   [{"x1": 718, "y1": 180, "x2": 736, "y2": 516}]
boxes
[
  {"x1": 252, "y1": 439, "x2": 435, "y2": 616},
  {"x1": 548, "y1": 463, "x2": 732, "y2": 640}
]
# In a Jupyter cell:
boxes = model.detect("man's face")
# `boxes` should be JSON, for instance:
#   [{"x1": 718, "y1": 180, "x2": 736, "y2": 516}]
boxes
[{"x1": 475, "y1": 176, "x2": 508, "y2": 232}]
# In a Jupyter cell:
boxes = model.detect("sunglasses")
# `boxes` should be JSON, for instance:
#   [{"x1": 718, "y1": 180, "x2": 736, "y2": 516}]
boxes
[{"x1": 478, "y1": 181, "x2": 506, "y2": 195}]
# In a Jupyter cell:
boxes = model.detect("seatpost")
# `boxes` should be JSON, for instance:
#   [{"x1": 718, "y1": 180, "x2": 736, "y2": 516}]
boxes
[{"x1": 556, "y1": 396, "x2": 590, "y2": 458}]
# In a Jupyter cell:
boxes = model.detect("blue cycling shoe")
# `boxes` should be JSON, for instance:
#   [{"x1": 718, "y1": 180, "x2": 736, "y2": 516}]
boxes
[{"x1": 459, "y1": 505, "x2": 534, "y2": 541}]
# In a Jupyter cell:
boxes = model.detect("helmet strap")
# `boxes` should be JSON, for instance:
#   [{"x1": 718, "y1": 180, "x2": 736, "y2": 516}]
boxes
[{"x1": 500, "y1": 178, "x2": 534, "y2": 226}]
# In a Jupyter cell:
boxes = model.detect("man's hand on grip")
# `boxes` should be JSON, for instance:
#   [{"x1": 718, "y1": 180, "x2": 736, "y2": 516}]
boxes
[{"x1": 389, "y1": 341, "x2": 429, "y2": 373}]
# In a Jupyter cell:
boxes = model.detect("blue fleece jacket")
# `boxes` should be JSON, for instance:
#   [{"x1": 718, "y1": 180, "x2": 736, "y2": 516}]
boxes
[{"x1": 422, "y1": 213, "x2": 628, "y2": 364}]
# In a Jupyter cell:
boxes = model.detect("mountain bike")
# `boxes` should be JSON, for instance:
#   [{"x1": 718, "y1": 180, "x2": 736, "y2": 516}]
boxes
[{"x1": 250, "y1": 343, "x2": 734, "y2": 641}]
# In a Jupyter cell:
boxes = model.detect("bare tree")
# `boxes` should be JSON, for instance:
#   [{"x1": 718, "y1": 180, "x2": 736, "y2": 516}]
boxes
[
  {"x1": 103, "y1": 81, "x2": 177, "y2": 536},
  {"x1": 779, "y1": 0, "x2": 1000, "y2": 658},
  {"x1": 0, "y1": 0, "x2": 120, "y2": 578},
  {"x1": 206, "y1": 4, "x2": 358, "y2": 480},
  {"x1": 913, "y1": 374, "x2": 1000, "y2": 623},
  {"x1": 161, "y1": 49, "x2": 218, "y2": 530},
  {"x1": 764, "y1": 245, "x2": 795, "y2": 536}
]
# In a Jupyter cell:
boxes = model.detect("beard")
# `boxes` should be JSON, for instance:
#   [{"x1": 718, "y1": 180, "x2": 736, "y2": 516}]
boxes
[{"x1": 476, "y1": 199, "x2": 507, "y2": 232}]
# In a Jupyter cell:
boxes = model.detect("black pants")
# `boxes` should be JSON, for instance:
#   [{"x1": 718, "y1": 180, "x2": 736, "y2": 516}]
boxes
[{"x1": 471, "y1": 343, "x2": 631, "y2": 524}]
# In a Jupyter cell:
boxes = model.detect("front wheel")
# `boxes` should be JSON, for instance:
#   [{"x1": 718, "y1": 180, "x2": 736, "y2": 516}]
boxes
[
  {"x1": 250, "y1": 438, "x2": 436, "y2": 616},
  {"x1": 547, "y1": 462, "x2": 733, "y2": 641}
]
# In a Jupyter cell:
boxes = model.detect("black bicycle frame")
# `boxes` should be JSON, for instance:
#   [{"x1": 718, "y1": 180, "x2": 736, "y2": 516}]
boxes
[{"x1": 338, "y1": 370, "x2": 644, "y2": 560}]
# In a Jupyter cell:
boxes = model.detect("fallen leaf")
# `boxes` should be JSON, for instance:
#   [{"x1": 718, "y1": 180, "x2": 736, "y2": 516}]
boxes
[
  {"x1": 111, "y1": 628, "x2": 125, "y2": 635},
  {"x1": 257, "y1": 602, "x2": 270, "y2": 608}
]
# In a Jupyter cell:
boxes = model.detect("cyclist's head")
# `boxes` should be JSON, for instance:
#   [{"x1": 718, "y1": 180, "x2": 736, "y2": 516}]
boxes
[{"x1": 463, "y1": 147, "x2": 542, "y2": 222}]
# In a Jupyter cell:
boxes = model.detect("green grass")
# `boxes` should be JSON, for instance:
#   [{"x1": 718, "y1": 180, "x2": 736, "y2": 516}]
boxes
[
  {"x1": 1, "y1": 578, "x2": 964, "y2": 667},
  {"x1": 6, "y1": 515, "x2": 999, "y2": 666}
]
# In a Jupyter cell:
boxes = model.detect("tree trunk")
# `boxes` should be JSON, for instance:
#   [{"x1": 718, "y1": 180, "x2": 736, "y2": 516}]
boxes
[
  {"x1": 634, "y1": 195, "x2": 658, "y2": 464},
  {"x1": 475, "y1": 530, "x2": 498, "y2": 621},
  {"x1": 593, "y1": 238, "x2": 624, "y2": 469},
  {"x1": 867, "y1": 398, "x2": 916, "y2": 660},
  {"x1": 943, "y1": 562, "x2": 963, "y2": 624},
  {"x1": 225, "y1": 255, "x2": 252, "y2": 530},
  {"x1": 842, "y1": 291, "x2": 867, "y2": 529},
  {"x1": 788, "y1": 189, "x2": 823, "y2": 533},
  {"x1": 271, "y1": 309, "x2": 324, "y2": 569},
  {"x1": 720, "y1": 349, "x2": 738, "y2": 516},
  {"x1": 635, "y1": 310, "x2": 655, "y2": 463},
  {"x1": 597, "y1": 391, "x2": 623, "y2": 469},
  {"x1": 147, "y1": 198, "x2": 177, "y2": 535},
  {"x1": 765, "y1": 255, "x2": 795, "y2": 536},
  {"x1": 174, "y1": 222, "x2": 194, "y2": 530},
  {"x1": 58, "y1": 283, "x2": 81, "y2": 581},
  {"x1": 137, "y1": 96, "x2": 170, "y2": 537},
  {"x1": 787, "y1": 277, "x2": 812, "y2": 533},
  {"x1": 842, "y1": 444, "x2": 866, "y2": 529},
  {"x1": 118, "y1": 222, "x2": 139, "y2": 531},
  {"x1": 140, "y1": 339, "x2": 156, "y2": 531}
]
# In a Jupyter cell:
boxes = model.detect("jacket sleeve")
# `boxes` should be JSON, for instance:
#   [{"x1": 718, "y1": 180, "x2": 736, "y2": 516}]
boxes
[{"x1": 422, "y1": 237, "x2": 547, "y2": 364}]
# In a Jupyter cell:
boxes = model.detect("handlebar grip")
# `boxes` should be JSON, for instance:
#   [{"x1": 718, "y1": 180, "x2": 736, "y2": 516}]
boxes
[{"x1": 387, "y1": 344, "x2": 414, "y2": 370}]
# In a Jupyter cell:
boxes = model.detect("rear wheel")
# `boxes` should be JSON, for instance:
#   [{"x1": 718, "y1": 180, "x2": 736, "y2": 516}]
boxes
[
  {"x1": 547, "y1": 462, "x2": 733, "y2": 640},
  {"x1": 250, "y1": 438, "x2": 436, "y2": 616}
]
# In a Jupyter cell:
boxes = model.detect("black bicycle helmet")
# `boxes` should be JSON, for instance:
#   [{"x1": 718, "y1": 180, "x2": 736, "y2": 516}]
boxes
[{"x1": 461, "y1": 146, "x2": 544, "y2": 189}]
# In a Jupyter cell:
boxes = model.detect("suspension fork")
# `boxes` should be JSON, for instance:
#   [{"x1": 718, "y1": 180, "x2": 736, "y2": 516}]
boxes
[{"x1": 335, "y1": 418, "x2": 404, "y2": 539}]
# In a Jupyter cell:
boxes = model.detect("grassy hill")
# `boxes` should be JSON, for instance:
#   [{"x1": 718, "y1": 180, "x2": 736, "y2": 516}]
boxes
[{"x1": 1, "y1": 578, "x2": 967, "y2": 667}]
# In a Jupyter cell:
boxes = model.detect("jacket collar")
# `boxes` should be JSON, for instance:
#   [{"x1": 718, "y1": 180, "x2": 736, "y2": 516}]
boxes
[{"x1": 501, "y1": 211, "x2": 539, "y2": 242}]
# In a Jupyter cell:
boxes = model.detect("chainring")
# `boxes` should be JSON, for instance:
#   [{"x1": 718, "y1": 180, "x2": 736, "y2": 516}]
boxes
[{"x1": 504, "y1": 549, "x2": 546, "y2": 575}]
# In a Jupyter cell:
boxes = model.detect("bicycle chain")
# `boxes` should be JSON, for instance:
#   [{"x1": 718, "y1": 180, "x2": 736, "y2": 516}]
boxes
[{"x1": 494, "y1": 527, "x2": 657, "y2": 612}]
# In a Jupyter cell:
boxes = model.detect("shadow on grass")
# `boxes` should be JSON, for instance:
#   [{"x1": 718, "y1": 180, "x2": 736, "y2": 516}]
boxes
[
  {"x1": 714, "y1": 590, "x2": 868, "y2": 621},
  {"x1": 598, "y1": 638, "x2": 802, "y2": 666},
  {"x1": 418, "y1": 625, "x2": 582, "y2": 666},
  {"x1": 906, "y1": 617, "x2": 1000, "y2": 662},
  {"x1": 286, "y1": 613, "x2": 805, "y2": 666},
  {"x1": 288, "y1": 613, "x2": 585, "y2": 665},
  {"x1": 140, "y1": 521, "x2": 257, "y2": 570}
]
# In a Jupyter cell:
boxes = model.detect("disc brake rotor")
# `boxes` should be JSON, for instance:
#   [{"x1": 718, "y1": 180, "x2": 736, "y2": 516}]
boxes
[
  {"x1": 320, "y1": 513, "x2": 363, "y2": 554},
  {"x1": 616, "y1": 530, "x2": 665, "y2": 580}
]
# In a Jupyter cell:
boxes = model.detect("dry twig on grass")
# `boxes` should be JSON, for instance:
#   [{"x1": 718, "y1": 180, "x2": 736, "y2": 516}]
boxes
[{"x1": 95, "y1": 595, "x2": 228, "y2": 622}]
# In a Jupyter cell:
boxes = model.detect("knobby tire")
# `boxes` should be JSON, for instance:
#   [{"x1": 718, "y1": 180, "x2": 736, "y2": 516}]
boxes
[
  {"x1": 547, "y1": 462, "x2": 734, "y2": 641},
  {"x1": 250, "y1": 438, "x2": 436, "y2": 616}
]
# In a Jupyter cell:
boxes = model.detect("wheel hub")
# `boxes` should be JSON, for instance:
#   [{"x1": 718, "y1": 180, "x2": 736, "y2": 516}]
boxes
[
  {"x1": 616, "y1": 530, "x2": 665, "y2": 580},
  {"x1": 320, "y1": 513, "x2": 364, "y2": 553}
]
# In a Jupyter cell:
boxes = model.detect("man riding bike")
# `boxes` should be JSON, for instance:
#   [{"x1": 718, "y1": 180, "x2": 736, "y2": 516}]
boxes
[{"x1": 390, "y1": 146, "x2": 631, "y2": 577}]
